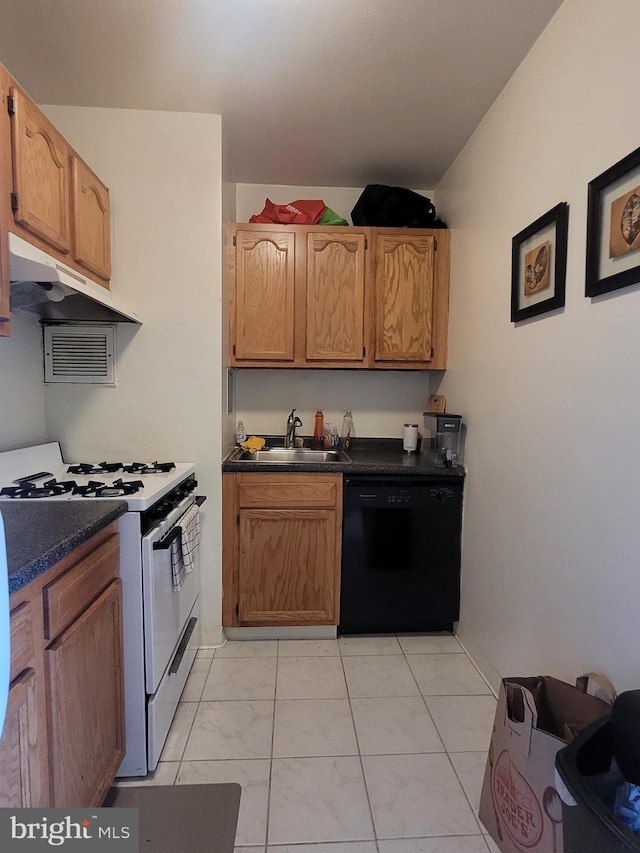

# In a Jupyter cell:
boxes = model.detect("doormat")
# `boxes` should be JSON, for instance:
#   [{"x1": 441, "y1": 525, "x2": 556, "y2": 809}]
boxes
[{"x1": 103, "y1": 783, "x2": 241, "y2": 853}]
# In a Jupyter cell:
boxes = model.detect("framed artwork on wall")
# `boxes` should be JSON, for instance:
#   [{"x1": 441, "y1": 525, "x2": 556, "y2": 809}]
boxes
[
  {"x1": 511, "y1": 202, "x2": 569, "y2": 323},
  {"x1": 585, "y1": 144, "x2": 640, "y2": 297}
]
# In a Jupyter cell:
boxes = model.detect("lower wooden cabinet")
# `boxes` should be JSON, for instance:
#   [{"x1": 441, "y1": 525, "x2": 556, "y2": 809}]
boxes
[
  {"x1": 47, "y1": 579, "x2": 124, "y2": 807},
  {"x1": 0, "y1": 523, "x2": 124, "y2": 807},
  {"x1": 223, "y1": 473, "x2": 342, "y2": 626},
  {"x1": 0, "y1": 669, "x2": 42, "y2": 807}
]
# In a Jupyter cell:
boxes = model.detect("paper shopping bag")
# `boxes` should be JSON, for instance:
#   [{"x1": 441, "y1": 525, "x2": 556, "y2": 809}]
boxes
[{"x1": 479, "y1": 674, "x2": 615, "y2": 853}]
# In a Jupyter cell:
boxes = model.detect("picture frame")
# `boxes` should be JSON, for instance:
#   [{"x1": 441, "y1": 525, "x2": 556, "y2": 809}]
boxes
[
  {"x1": 585, "y1": 144, "x2": 640, "y2": 297},
  {"x1": 511, "y1": 202, "x2": 569, "y2": 322}
]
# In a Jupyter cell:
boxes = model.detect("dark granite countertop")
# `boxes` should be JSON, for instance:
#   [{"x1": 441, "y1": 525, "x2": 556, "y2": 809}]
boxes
[
  {"x1": 1, "y1": 501, "x2": 128, "y2": 595},
  {"x1": 222, "y1": 437, "x2": 465, "y2": 479}
]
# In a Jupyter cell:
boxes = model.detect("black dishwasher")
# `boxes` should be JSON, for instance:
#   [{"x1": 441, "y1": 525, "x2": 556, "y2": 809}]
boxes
[{"x1": 339, "y1": 476, "x2": 463, "y2": 634}]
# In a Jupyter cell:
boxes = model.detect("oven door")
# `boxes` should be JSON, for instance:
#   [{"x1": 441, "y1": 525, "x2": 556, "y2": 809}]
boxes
[{"x1": 142, "y1": 495, "x2": 200, "y2": 694}]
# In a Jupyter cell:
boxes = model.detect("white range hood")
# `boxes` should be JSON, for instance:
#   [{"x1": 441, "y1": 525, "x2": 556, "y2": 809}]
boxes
[{"x1": 8, "y1": 233, "x2": 142, "y2": 324}]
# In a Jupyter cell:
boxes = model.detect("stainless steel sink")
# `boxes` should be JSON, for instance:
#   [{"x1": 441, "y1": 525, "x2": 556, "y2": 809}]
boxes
[{"x1": 229, "y1": 446, "x2": 351, "y2": 463}]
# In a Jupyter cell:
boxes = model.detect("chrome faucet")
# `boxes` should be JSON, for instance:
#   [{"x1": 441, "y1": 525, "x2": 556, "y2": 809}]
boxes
[{"x1": 284, "y1": 408, "x2": 303, "y2": 448}]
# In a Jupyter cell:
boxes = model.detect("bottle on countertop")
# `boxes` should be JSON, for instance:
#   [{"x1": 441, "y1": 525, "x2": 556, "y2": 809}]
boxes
[
  {"x1": 312, "y1": 410, "x2": 324, "y2": 450},
  {"x1": 235, "y1": 420, "x2": 247, "y2": 445},
  {"x1": 341, "y1": 410, "x2": 354, "y2": 448}
]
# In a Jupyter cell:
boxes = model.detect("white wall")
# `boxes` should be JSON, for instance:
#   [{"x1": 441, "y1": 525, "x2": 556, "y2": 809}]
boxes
[
  {"x1": 232, "y1": 369, "x2": 431, "y2": 443},
  {"x1": 436, "y1": 0, "x2": 640, "y2": 691},
  {"x1": 234, "y1": 183, "x2": 439, "y2": 440},
  {"x1": 42, "y1": 106, "x2": 225, "y2": 643},
  {"x1": 0, "y1": 314, "x2": 46, "y2": 450}
]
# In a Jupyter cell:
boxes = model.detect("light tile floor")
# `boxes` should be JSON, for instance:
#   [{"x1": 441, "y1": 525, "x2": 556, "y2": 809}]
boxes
[{"x1": 117, "y1": 634, "x2": 502, "y2": 853}]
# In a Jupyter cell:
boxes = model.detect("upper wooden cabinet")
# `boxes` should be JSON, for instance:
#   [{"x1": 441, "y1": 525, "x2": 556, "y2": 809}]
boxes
[
  {"x1": 228, "y1": 223, "x2": 449, "y2": 370},
  {"x1": 0, "y1": 63, "x2": 113, "y2": 333},
  {"x1": 71, "y1": 154, "x2": 111, "y2": 282},
  {"x1": 233, "y1": 229, "x2": 296, "y2": 361},
  {"x1": 9, "y1": 86, "x2": 72, "y2": 255},
  {"x1": 372, "y1": 230, "x2": 436, "y2": 365},
  {"x1": 231, "y1": 226, "x2": 369, "y2": 367},
  {"x1": 305, "y1": 230, "x2": 366, "y2": 362}
]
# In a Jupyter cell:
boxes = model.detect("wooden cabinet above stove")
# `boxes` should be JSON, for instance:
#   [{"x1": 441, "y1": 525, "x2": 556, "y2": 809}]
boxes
[{"x1": 0, "y1": 61, "x2": 112, "y2": 336}]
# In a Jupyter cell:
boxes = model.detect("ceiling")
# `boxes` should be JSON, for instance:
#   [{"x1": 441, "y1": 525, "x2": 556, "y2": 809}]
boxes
[{"x1": 0, "y1": 0, "x2": 564, "y2": 188}]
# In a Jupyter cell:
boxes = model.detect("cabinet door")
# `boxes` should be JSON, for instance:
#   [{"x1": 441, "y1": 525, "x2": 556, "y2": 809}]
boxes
[
  {"x1": 305, "y1": 231, "x2": 366, "y2": 362},
  {"x1": 46, "y1": 580, "x2": 124, "y2": 808},
  {"x1": 9, "y1": 87, "x2": 71, "y2": 254},
  {"x1": 0, "y1": 670, "x2": 42, "y2": 807},
  {"x1": 233, "y1": 230, "x2": 295, "y2": 362},
  {"x1": 238, "y1": 508, "x2": 338, "y2": 624},
  {"x1": 374, "y1": 233, "x2": 435, "y2": 363},
  {"x1": 0, "y1": 70, "x2": 11, "y2": 331},
  {"x1": 71, "y1": 155, "x2": 111, "y2": 283}
]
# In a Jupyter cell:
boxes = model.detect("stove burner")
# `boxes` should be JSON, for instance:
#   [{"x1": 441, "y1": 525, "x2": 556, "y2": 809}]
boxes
[
  {"x1": 72, "y1": 480, "x2": 107, "y2": 496},
  {"x1": 122, "y1": 462, "x2": 176, "y2": 475},
  {"x1": 1, "y1": 478, "x2": 78, "y2": 498},
  {"x1": 67, "y1": 462, "x2": 123, "y2": 475},
  {"x1": 74, "y1": 478, "x2": 145, "y2": 498}
]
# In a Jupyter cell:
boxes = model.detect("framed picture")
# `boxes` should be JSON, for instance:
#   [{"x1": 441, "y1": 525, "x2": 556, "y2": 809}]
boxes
[
  {"x1": 511, "y1": 202, "x2": 569, "y2": 322},
  {"x1": 585, "y1": 144, "x2": 640, "y2": 297}
]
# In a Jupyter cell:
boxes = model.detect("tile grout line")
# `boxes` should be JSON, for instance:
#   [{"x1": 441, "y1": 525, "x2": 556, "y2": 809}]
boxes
[
  {"x1": 170, "y1": 651, "x2": 215, "y2": 781},
  {"x1": 338, "y1": 637, "x2": 382, "y2": 853},
  {"x1": 262, "y1": 640, "x2": 281, "y2": 849},
  {"x1": 400, "y1": 634, "x2": 490, "y2": 839}
]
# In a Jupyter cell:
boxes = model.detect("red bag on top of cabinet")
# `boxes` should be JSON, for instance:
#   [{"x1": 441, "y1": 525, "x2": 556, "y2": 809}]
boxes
[{"x1": 249, "y1": 198, "x2": 326, "y2": 225}]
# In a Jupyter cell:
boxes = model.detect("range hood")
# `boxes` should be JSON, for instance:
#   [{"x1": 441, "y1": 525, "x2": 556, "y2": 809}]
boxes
[{"x1": 8, "y1": 233, "x2": 142, "y2": 324}]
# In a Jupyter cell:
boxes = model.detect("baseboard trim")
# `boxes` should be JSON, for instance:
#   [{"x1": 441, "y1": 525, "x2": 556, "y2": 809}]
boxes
[
  {"x1": 455, "y1": 620, "x2": 501, "y2": 696},
  {"x1": 224, "y1": 625, "x2": 338, "y2": 640}
]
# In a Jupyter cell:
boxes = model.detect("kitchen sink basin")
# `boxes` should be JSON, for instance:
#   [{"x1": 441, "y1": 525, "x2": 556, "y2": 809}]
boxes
[{"x1": 229, "y1": 446, "x2": 351, "y2": 463}]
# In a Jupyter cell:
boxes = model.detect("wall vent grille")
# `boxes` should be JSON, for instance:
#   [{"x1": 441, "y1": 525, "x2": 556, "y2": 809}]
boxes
[{"x1": 44, "y1": 325, "x2": 116, "y2": 384}]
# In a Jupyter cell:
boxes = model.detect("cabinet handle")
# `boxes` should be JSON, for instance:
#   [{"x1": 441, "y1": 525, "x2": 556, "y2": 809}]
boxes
[{"x1": 168, "y1": 616, "x2": 197, "y2": 675}]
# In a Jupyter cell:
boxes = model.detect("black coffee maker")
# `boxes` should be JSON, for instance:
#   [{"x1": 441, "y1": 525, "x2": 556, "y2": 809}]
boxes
[{"x1": 422, "y1": 412, "x2": 463, "y2": 467}]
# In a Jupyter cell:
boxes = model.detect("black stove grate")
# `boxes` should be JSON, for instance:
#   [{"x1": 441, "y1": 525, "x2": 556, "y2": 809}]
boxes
[
  {"x1": 122, "y1": 462, "x2": 176, "y2": 474},
  {"x1": 67, "y1": 462, "x2": 123, "y2": 475}
]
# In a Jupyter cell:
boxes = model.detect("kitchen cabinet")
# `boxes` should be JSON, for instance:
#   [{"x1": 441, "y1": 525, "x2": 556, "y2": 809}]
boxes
[
  {"x1": 70, "y1": 154, "x2": 111, "y2": 282},
  {"x1": 0, "y1": 61, "x2": 113, "y2": 335},
  {"x1": 222, "y1": 473, "x2": 342, "y2": 626},
  {"x1": 230, "y1": 225, "x2": 369, "y2": 367},
  {"x1": 0, "y1": 601, "x2": 45, "y2": 807},
  {"x1": 7, "y1": 82, "x2": 112, "y2": 287},
  {"x1": 372, "y1": 229, "x2": 438, "y2": 365},
  {"x1": 228, "y1": 223, "x2": 450, "y2": 369},
  {"x1": 9, "y1": 85, "x2": 72, "y2": 255},
  {"x1": 232, "y1": 229, "x2": 296, "y2": 361},
  {"x1": 0, "y1": 67, "x2": 12, "y2": 335},
  {"x1": 0, "y1": 523, "x2": 124, "y2": 807}
]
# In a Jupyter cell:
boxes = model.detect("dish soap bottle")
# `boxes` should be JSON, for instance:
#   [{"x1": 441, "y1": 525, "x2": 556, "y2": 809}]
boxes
[
  {"x1": 235, "y1": 420, "x2": 247, "y2": 445},
  {"x1": 313, "y1": 410, "x2": 324, "y2": 450},
  {"x1": 341, "y1": 410, "x2": 354, "y2": 448}
]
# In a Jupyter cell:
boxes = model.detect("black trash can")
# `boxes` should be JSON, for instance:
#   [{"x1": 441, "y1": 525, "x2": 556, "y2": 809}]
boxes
[{"x1": 556, "y1": 716, "x2": 640, "y2": 851}]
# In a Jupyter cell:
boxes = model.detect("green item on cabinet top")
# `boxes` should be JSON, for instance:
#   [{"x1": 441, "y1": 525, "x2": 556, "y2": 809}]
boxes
[{"x1": 316, "y1": 207, "x2": 349, "y2": 226}]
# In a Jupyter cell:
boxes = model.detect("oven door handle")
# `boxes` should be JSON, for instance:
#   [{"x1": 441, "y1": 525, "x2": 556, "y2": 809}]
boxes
[
  {"x1": 151, "y1": 497, "x2": 205, "y2": 549},
  {"x1": 152, "y1": 525, "x2": 182, "y2": 550}
]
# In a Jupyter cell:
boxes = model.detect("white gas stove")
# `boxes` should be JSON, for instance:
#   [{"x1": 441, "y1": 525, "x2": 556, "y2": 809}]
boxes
[
  {"x1": 0, "y1": 442, "x2": 204, "y2": 778},
  {"x1": 0, "y1": 442, "x2": 195, "y2": 511}
]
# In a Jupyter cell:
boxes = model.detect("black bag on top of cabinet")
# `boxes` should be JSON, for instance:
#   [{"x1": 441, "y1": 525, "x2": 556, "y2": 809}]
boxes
[{"x1": 351, "y1": 184, "x2": 446, "y2": 228}]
